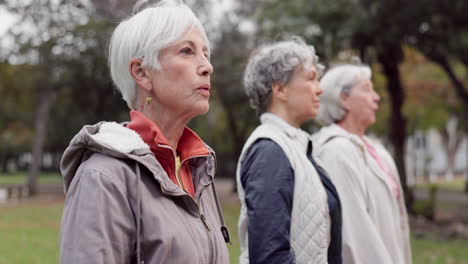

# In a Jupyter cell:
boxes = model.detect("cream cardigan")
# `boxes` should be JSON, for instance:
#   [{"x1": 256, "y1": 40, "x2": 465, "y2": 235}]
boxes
[{"x1": 313, "y1": 124, "x2": 411, "y2": 264}]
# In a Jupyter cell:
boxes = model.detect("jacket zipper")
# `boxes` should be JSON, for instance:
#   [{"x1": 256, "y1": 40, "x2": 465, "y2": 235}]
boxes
[
  {"x1": 151, "y1": 149, "x2": 217, "y2": 263},
  {"x1": 200, "y1": 213, "x2": 211, "y2": 231}
]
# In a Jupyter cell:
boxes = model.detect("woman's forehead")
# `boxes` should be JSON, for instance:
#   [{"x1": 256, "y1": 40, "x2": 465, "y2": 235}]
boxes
[{"x1": 164, "y1": 28, "x2": 208, "y2": 57}]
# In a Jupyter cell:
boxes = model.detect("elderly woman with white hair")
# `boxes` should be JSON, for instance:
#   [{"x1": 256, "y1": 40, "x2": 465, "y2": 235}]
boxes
[
  {"x1": 313, "y1": 64, "x2": 411, "y2": 264},
  {"x1": 237, "y1": 38, "x2": 342, "y2": 264},
  {"x1": 59, "y1": 1, "x2": 230, "y2": 263}
]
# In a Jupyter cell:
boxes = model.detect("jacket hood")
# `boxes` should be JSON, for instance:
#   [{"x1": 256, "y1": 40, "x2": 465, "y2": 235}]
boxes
[{"x1": 60, "y1": 121, "x2": 154, "y2": 193}]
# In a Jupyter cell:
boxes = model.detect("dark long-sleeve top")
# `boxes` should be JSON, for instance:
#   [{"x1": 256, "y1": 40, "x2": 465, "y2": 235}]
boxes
[{"x1": 240, "y1": 138, "x2": 342, "y2": 264}]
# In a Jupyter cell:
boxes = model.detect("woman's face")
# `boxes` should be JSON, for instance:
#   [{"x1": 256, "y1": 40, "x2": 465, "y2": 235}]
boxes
[
  {"x1": 147, "y1": 27, "x2": 213, "y2": 120},
  {"x1": 283, "y1": 63, "x2": 323, "y2": 126},
  {"x1": 341, "y1": 75, "x2": 380, "y2": 129}
]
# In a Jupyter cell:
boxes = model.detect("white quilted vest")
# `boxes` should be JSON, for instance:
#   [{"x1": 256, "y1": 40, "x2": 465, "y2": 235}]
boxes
[{"x1": 237, "y1": 113, "x2": 330, "y2": 264}]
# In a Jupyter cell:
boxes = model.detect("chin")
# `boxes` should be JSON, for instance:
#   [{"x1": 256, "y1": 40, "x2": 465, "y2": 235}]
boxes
[
  {"x1": 306, "y1": 110, "x2": 319, "y2": 122},
  {"x1": 365, "y1": 117, "x2": 376, "y2": 128},
  {"x1": 195, "y1": 103, "x2": 210, "y2": 115},
  {"x1": 310, "y1": 110, "x2": 319, "y2": 120}
]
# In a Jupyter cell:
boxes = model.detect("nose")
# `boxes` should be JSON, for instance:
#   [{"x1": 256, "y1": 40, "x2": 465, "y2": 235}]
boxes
[
  {"x1": 374, "y1": 92, "x2": 381, "y2": 104},
  {"x1": 198, "y1": 56, "x2": 213, "y2": 77},
  {"x1": 374, "y1": 91, "x2": 380, "y2": 103},
  {"x1": 316, "y1": 83, "x2": 323, "y2": 96}
]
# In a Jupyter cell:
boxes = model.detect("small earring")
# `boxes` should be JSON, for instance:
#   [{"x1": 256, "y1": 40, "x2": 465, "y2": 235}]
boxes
[{"x1": 145, "y1": 97, "x2": 152, "y2": 105}]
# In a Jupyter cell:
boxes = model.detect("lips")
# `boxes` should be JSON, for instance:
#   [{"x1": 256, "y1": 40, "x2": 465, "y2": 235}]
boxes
[
  {"x1": 198, "y1": 84, "x2": 210, "y2": 90},
  {"x1": 196, "y1": 84, "x2": 211, "y2": 96}
]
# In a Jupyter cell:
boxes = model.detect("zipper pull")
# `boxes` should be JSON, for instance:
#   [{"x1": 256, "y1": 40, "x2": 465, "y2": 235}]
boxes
[
  {"x1": 200, "y1": 214, "x2": 211, "y2": 232},
  {"x1": 221, "y1": 225, "x2": 231, "y2": 244}
]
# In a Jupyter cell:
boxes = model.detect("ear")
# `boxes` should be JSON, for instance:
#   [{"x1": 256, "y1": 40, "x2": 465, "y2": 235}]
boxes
[
  {"x1": 271, "y1": 82, "x2": 288, "y2": 102},
  {"x1": 339, "y1": 93, "x2": 351, "y2": 111},
  {"x1": 129, "y1": 58, "x2": 152, "y2": 93}
]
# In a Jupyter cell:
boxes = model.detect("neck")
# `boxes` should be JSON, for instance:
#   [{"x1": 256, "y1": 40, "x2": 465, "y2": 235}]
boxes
[
  {"x1": 337, "y1": 115, "x2": 366, "y2": 136},
  {"x1": 267, "y1": 104, "x2": 301, "y2": 128},
  {"x1": 139, "y1": 105, "x2": 189, "y2": 150}
]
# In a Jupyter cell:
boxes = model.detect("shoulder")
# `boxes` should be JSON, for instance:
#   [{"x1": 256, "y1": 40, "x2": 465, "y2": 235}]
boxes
[
  {"x1": 241, "y1": 139, "x2": 292, "y2": 176},
  {"x1": 240, "y1": 139, "x2": 294, "y2": 191},
  {"x1": 83, "y1": 152, "x2": 133, "y2": 173},
  {"x1": 316, "y1": 136, "x2": 362, "y2": 158},
  {"x1": 366, "y1": 137, "x2": 391, "y2": 156},
  {"x1": 244, "y1": 139, "x2": 289, "y2": 165},
  {"x1": 247, "y1": 138, "x2": 285, "y2": 154},
  {"x1": 76, "y1": 152, "x2": 135, "y2": 190}
]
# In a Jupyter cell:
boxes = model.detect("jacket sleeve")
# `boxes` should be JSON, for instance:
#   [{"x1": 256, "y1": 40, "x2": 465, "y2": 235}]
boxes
[
  {"x1": 59, "y1": 168, "x2": 136, "y2": 264},
  {"x1": 317, "y1": 138, "x2": 393, "y2": 264},
  {"x1": 240, "y1": 139, "x2": 295, "y2": 264}
]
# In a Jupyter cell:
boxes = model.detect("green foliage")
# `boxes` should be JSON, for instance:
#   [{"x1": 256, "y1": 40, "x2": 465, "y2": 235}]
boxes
[
  {"x1": 0, "y1": 63, "x2": 36, "y2": 150},
  {"x1": 413, "y1": 199, "x2": 434, "y2": 221},
  {"x1": 413, "y1": 184, "x2": 439, "y2": 220},
  {"x1": 400, "y1": 48, "x2": 466, "y2": 133},
  {"x1": 0, "y1": 2, "x2": 129, "y2": 156},
  {"x1": 256, "y1": 0, "x2": 358, "y2": 62}
]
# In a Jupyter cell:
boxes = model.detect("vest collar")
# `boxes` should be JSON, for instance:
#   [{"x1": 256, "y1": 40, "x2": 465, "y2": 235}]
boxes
[{"x1": 260, "y1": 112, "x2": 311, "y2": 153}]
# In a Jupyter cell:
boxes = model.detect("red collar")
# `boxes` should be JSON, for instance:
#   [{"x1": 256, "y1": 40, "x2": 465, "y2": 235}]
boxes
[{"x1": 126, "y1": 110, "x2": 209, "y2": 160}]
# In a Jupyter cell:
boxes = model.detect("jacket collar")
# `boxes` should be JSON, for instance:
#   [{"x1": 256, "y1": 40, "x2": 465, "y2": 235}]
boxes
[
  {"x1": 260, "y1": 112, "x2": 311, "y2": 153},
  {"x1": 314, "y1": 123, "x2": 397, "y2": 196},
  {"x1": 127, "y1": 110, "x2": 209, "y2": 160},
  {"x1": 314, "y1": 123, "x2": 366, "y2": 150},
  {"x1": 60, "y1": 121, "x2": 214, "y2": 197}
]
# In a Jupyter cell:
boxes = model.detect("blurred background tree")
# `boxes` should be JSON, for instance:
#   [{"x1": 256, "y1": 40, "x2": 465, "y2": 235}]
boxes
[
  {"x1": 252, "y1": 0, "x2": 468, "y2": 207},
  {"x1": 0, "y1": 0, "x2": 466, "y2": 202}
]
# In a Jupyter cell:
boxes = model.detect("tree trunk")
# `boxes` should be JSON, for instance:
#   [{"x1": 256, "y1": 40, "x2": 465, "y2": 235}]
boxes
[
  {"x1": 28, "y1": 86, "x2": 56, "y2": 196},
  {"x1": 0, "y1": 151, "x2": 7, "y2": 173},
  {"x1": 439, "y1": 126, "x2": 462, "y2": 181},
  {"x1": 424, "y1": 53, "x2": 468, "y2": 192},
  {"x1": 378, "y1": 45, "x2": 414, "y2": 212}
]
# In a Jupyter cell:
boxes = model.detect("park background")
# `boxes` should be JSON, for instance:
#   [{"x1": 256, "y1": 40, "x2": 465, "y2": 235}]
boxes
[{"x1": 0, "y1": 0, "x2": 467, "y2": 263}]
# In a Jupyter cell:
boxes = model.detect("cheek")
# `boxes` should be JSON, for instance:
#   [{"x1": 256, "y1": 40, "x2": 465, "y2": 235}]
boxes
[{"x1": 164, "y1": 62, "x2": 185, "y2": 80}]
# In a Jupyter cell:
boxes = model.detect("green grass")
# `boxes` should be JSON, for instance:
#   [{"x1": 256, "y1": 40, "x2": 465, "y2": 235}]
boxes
[
  {"x1": 0, "y1": 201, "x2": 62, "y2": 264},
  {"x1": 0, "y1": 172, "x2": 62, "y2": 185},
  {"x1": 222, "y1": 201, "x2": 241, "y2": 264},
  {"x1": 1, "y1": 198, "x2": 467, "y2": 264},
  {"x1": 417, "y1": 178, "x2": 466, "y2": 193},
  {"x1": 412, "y1": 234, "x2": 468, "y2": 264}
]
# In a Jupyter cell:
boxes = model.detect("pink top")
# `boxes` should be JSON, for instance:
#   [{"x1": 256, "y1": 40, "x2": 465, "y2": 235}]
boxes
[{"x1": 362, "y1": 138, "x2": 401, "y2": 201}]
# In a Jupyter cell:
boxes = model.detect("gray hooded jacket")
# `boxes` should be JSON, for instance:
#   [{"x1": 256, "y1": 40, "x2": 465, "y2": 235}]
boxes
[{"x1": 59, "y1": 121, "x2": 230, "y2": 264}]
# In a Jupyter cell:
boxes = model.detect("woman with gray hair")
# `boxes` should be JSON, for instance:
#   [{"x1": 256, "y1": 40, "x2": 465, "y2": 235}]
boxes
[
  {"x1": 313, "y1": 64, "x2": 411, "y2": 264},
  {"x1": 237, "y1": 38, "x2": 342, "y2": 264},
  {"x1": 59, "y1": 1, "x2": 230, "y2": 263}
]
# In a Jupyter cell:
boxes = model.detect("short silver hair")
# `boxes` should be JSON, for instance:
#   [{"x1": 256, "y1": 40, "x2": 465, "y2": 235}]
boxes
[
  {"x1": 317, "y1": 64, "x2": 372, "y2": 125},
  {"x1": 108, "y1": 0, "x2": 210, "y2": 109},
  {"x1": 243, "y1": 37, "x2": 323, "y2": 115}
]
